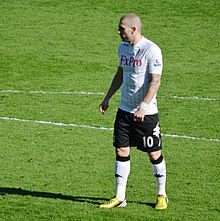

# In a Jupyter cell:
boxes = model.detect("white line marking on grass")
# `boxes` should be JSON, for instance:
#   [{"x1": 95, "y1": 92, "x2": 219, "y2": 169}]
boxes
[
  {"x1": 0, "y1": 90, "x2": 219, "y2": 101},
  {"x1": 159, "y1": 95, "x2": 220, "y2": 101},
  {"x1": 0, "y1": 116, "x2": 112, "y2": 131},
  {"x1": 1, "y1": 116, "x2": 219, "y2": 143},
  {"x1": 0, "y1": 90, "x2": 105, "y2": 95},
  {"x1": 161, "y1": 134, "x2": 220, "y2": 143}
]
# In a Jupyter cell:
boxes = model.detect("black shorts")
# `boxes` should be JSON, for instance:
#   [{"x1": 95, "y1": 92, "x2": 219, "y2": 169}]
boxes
[{"x1": 113, "y1": 109, "x2": 162, "y2": 152}]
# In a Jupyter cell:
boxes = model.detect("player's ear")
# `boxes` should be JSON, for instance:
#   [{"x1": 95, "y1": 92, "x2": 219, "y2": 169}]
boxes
[{"x1": 131, "y1": 26, "x2": 136, "y2": 34}]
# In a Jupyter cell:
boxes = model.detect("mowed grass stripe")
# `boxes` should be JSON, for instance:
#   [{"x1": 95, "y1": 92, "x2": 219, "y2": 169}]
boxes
[{"x1": 1, "y1": 116, "x2": 219, "y2": 143}]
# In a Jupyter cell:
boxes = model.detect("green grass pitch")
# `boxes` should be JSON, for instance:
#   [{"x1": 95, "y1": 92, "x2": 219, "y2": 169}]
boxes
[{"x1": 0, "y1": 0, "x2": 220, "y2": 220}]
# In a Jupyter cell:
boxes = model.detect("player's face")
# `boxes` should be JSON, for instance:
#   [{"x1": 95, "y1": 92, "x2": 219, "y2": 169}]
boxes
[{"x1": 118, "y1": 21, "x2": 133, "y2": 42}]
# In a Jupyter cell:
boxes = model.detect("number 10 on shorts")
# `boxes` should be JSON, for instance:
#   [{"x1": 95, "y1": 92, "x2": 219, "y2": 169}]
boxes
[{"x1": 143, "y1": 136, "x2": 161, "y2": 148}]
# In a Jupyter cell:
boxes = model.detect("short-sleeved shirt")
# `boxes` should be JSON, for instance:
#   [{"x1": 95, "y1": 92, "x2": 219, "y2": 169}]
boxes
[{"x1": 118, "y1": 37, "x2": 163, "y2": 115}]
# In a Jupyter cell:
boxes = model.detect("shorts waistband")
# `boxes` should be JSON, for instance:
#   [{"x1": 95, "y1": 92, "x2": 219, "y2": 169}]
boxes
[{"x1": 118, "y1": 108, "x2": 157, "y2": 117}]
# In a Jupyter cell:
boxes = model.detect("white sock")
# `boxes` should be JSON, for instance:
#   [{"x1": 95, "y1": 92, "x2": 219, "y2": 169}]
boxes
[
  {"x1": 152, "y1": 159, "x2": 166, "y2": 196},
  {"x1": 115, "y1": 160, "x2": 130, "y2": 201}
]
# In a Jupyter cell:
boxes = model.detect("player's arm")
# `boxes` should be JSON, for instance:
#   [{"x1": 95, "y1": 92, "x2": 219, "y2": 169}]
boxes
[
  {"x1": 99, "y1": 67, "x2": 123, "y2": 113},
  {"x1": 142, "y1": 73, "x2": 161, "y2": 104},
  {"x1": 134, "y1": 74, "x2": 161, "y2": 121}
]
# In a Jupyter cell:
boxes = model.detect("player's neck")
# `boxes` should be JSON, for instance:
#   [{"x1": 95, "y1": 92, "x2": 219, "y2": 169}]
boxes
[{"x1": 129, "y1": 34, "x2": 143, "y2": 46}]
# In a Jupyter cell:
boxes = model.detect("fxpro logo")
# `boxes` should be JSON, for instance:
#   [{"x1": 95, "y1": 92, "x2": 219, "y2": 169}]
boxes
[{"x1": 120, "y1": 55, "x2": 142, "y2": 67}]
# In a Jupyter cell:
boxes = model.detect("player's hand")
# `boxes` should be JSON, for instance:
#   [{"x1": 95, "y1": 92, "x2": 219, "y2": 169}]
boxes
[
  {"x1": 133, "y1": 108, "x2": 145, "y2": 122},
  {"x1": 99, "y1": 99, "x2": 109, "y2": 114}
]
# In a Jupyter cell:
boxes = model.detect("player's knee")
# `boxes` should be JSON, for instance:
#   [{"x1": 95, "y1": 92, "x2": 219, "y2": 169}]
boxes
[
  {"x1": 115, "y1": 147, "x2": 130, "y2": 159},
  {"x1": 148, "y1": 150, "x2": 162, "y2": 161},
  {"x1": 149, "y1": 153, "x2": 163, "y2": 165}
]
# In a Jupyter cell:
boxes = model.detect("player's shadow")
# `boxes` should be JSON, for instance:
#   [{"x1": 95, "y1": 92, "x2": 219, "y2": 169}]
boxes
[
  {"x1": 0, "y1": 187, "x2": 106, "y2": 205},
  {"x1": 0, "y1": 187, "x2": 155, "y2": 208}
]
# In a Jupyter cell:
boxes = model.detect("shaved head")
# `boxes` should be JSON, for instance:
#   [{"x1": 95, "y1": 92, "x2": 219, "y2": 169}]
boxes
[
  {"x1": 118, "y1": 13, "x2": 143, "y2": 44},
  {"x1": 120, "y1": 13, "x2": 142, "y2": 32}
]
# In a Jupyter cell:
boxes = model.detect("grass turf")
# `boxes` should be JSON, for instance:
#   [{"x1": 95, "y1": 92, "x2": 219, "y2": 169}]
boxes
[{"x1": 1, "y1": 0, "x2": 220, "y2": 220}]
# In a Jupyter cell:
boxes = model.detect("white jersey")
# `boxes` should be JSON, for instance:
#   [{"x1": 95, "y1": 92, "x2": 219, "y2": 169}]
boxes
[{"x1": 118, "y1": 37, "x2": 163, "y2": 115}]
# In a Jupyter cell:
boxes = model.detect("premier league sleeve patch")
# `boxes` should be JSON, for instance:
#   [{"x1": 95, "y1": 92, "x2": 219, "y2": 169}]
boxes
[{"x1": 148, "y1": 45, "x2": 163, "y2": 75}]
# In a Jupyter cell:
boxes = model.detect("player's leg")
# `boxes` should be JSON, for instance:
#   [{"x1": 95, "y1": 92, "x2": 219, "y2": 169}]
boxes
[
  {"x1": 100, "y1": 147, "x2": 130, "y2": 209},
  {"x1": 115, "y1": 147, "x2": 131, "y2": 202},
  {"x1": 149, "y1": 150, "x2": 166, "y2": 197},
  {"x1": 100, "y1": 109, "x2": 131, "y2": 209},
  {"x1": 135, "y1": 114, "x2": 168, "y2": 209},
  {"x1": 148, "y1": 150, "x2": 168, "y2": 209}
]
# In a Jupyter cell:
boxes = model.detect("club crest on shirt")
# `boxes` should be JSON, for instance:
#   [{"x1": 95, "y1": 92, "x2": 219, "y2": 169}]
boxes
[{"x1": 137, "y1": 48, "x2": 145, "y2": 55}]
